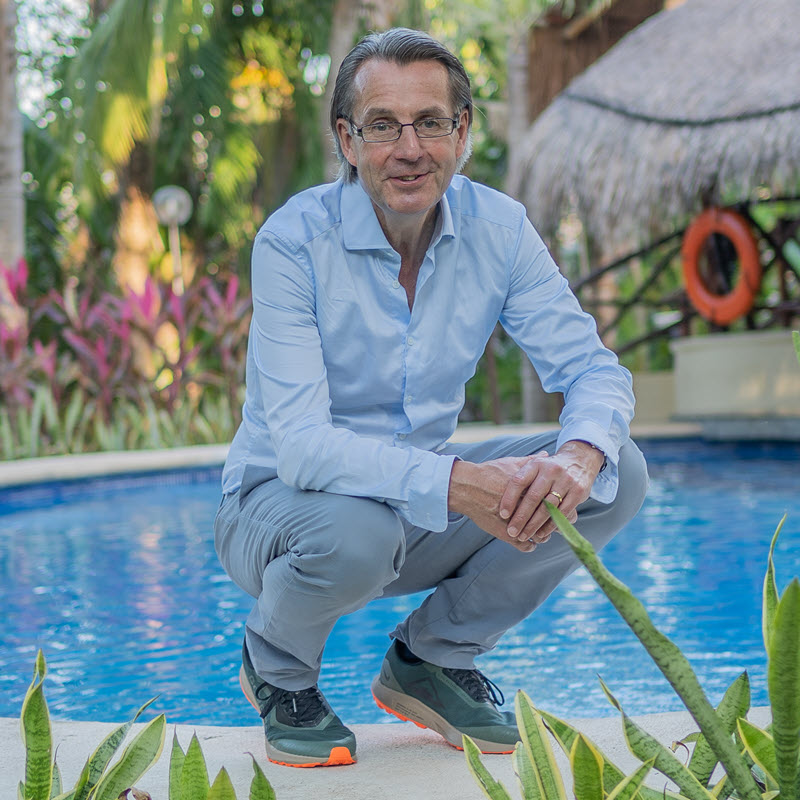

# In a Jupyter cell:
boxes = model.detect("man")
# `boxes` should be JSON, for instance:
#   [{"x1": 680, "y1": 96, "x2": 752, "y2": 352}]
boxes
[{"x1": 215, "y1": 28, "x2": 648, "y2": 768}]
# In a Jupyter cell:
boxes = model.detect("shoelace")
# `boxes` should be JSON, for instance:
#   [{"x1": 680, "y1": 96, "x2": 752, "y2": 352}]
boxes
[
  {"x1": 254, "y1": 682, "x2": 328, "y2": 724},
  {"x1": 443, "y1": 667, "x2": 505, "y2": 706}
]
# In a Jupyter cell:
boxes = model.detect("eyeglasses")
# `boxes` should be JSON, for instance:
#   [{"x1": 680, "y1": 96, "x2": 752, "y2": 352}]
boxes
[{"x1": 349, "y1": 117, "x2": 459, "y2": 143}]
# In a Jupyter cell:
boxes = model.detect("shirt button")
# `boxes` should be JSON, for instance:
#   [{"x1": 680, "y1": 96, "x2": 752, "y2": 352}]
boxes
[
  {"x1": 405, "y1": 395, "x2": 413, "y2": 403},
  {"x1": 397, "y1": 433, "x2": 407, "y2": 440},
  {"x1": 407, "y1": 336, "x2": 414, "y2": 346},
  {"x1": 392, "y1": 279, "x2": 400, "y2": 289}
]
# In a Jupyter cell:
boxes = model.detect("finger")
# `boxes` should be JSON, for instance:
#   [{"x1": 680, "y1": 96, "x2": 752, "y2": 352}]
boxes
[
  {"x1": 507, "y1": 480, "x2": 560, "y2": 539},
  {"x1": 499, "y1": 456, "x2": 546, "y2": 520}
]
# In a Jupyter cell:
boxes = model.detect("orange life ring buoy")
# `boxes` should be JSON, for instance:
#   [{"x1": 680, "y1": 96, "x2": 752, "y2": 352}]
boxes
[{"x1": 681, "y1": 208, "x2": 761, "y2": 326}]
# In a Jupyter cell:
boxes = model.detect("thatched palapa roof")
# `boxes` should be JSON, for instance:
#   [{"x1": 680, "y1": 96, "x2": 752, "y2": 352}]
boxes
[{"x1": 518, "y1": 0, "x2": 800, "y2": 259}]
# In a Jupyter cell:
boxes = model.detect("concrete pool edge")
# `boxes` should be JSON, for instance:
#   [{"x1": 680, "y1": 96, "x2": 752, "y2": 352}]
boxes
[
  {"x1": 0, "y1": 421, "x2": 702, "y2": 489},
  {"x1": 0, "y1": 707, "x2": 771, "y2": 799}
]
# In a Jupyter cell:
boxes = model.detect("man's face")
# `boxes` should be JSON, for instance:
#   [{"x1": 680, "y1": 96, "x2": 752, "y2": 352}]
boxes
[{"x1": 336, "y1": 59, "x2": 469, "y2": 231}]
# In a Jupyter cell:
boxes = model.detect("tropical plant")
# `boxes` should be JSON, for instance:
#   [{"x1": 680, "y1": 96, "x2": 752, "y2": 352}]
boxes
[
  {"x1": 466, "y1": 509, "x2": 795, "y2": 799},
  {"x1": 19, "y1": 650, "x2": 166, "y2": 800},
  {"x1": 18, "y1": 650, "x2": 276, "y2": 800},
  {"x1": 0, "y1": 257, "x2": 249, "y2": 459}
]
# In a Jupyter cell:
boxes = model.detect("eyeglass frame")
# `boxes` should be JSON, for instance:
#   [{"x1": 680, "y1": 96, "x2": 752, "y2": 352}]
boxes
[{"x1": 345, "y1": 116, "x2": 461, "y2": 143}]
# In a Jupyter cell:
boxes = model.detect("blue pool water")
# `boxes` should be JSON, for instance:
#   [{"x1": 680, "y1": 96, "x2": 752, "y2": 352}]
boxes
[{"x1": 1, "y1": 438, "x2": 799, "y2": 726}]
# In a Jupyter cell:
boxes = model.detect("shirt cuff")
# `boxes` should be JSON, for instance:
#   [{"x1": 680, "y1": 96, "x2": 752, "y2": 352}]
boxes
[
  {"x1": 556, "y1": 422, "x2": 621, "y2": 504},
  {"x1": 399, "y1": 452, "x2": 459, "y2": 532}
]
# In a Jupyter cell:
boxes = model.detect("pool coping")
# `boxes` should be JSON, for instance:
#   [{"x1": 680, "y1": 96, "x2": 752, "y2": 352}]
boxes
[
  {"x1": 0, "y1": 421, "x2": 702, "y2": 488},
  {"x1": 0, "y1": 707, "x2": 771, "y2": 799}
]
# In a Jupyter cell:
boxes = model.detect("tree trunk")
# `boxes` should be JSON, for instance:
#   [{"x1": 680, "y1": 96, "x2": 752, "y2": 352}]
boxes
[
  {"x1": 321, "y1": 0, "x2": 397, "y2": 181},
  {"x1": 506, "y1": 26, "x2": 552, "y2": 423},
  {"x1": 0, "y1": 0, "x2": 24, "y2": 267}
]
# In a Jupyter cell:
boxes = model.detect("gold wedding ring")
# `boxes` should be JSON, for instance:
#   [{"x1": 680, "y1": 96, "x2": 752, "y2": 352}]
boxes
[{"x1": 548, "y1": 490, "x2": 564, "y2": 504}]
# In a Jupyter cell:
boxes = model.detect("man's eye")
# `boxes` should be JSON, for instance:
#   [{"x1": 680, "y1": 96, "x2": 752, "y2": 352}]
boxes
[
  {"x1": 372, "y1": 123, "x2": 391, "y2": 132},
  {"x1": 419, "y1": 119, "x2": 439, "y2": 129}
]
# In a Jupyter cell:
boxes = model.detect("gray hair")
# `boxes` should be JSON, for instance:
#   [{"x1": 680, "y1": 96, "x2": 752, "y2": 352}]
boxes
[{"x1": 329, "y1": 28, "x2": 474, "y2": 183}]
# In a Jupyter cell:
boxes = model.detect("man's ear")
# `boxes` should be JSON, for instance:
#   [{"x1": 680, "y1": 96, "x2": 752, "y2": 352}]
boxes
[
  {"x1": 454, "y1": 108, "x2": 470, "y2": 160},
  {"x1": 336, "y1": 119, "x2": 358, "y2": 168}
]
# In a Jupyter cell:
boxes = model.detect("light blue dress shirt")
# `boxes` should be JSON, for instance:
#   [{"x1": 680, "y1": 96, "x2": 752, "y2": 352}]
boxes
[{"x1": 222, "y1": 175, "x2": 635, "y2": 532}]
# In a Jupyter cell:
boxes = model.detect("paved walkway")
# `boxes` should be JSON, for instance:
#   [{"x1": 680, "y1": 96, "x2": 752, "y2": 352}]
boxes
[{"x1": 0, "y1": 708, "x2": 771, "y2": 799}]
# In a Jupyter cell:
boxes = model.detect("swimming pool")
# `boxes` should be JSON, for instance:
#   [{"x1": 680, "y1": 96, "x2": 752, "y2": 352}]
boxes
[{"x1": 2, "y1": 439, "x2": 799, "y2": 726}]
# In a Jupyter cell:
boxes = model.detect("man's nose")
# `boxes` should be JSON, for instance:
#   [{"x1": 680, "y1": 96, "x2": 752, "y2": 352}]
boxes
[{"x1": 393, "y1": 124, "x2": 423, "y2": 158}]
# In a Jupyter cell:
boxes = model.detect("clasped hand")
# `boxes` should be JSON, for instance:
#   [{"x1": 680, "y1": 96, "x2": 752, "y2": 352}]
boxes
[{"x1": 447, "y1": 441, "x2": 604, "y2": 553}]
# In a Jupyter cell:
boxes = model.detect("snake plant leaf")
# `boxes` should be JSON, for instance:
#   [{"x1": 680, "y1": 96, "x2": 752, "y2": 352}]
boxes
[
  {"x1": 51, "y1": 761, "x2": 63, "y2": 798},
  {"x1": 90, "y1": 714, "x2": 166, "y2": 800},
  {"x1": 687, "y1": 671, "x2": 751, "y2": 787},
  {"x1": 512, "y1": 740, "x2": 541, "y2": 800},
  {"x1": 767, "y1": 577, "x2": 800, "y2": 800},
  {"x1": 21, "y1": 651, "x2": 53, "y2": 800},
  {"x1": 606, "y1": 758, "x2": 655, "y2": 800},
  {"x1": 599, "y1": 678, "x2": 715, "y2": 800},
  {"x1": 73, "y1": 698, "x2": 158, "y2": 800},
  {"x1": 463, "y1": 735, "x2": 514, "y2": 800},
  {"x1": 570, "y1": 734, "x2": 604, "y2": 800},
  {"x1": 248, "y1": 755, "x2": 276, "y2": 800},
  {"x1": 178, "y1": 733, "x2": 211, "y2": 800},
  {"x1": 763, "y1": 516, "x2": 786, "y2": 652},
  {"x1": 736, "y1": 719, "x2": 778, "y2": 791},
  {"x1": 548, "y1": 504, "x2": 762, "y2": 800},
  {"x1": 168, "y1": 731, "x2": 186, "y2": 800},
  {"x1": 206, "y1": 769, "x2": 236, "y2": 800},
  {"x1": 516, "y1": 692, "x2": 568, "y2": 800},
  {"x1": 537, "y1": 708, "x2": 674, "y2": 800}
]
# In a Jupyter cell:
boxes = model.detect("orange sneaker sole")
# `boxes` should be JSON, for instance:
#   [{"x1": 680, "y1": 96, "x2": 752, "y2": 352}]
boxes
[
  {"x1": 268, "y1": 747, "x2": 355, "y2": 768},
  {"x1": 372, "y1": 692, "x2": 513, "y2": 755}
]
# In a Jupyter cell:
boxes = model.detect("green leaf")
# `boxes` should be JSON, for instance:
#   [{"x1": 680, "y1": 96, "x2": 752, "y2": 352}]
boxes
[
  {"x1": 179, "y1": 733, "x2": 210, "y2": 800},
  {"x1": 792, "y1": 330, "x2": 800, "y2": 366},
  {"x1": 736, "y1": 719, "x2": 778, "y2": 790},
  {"x1": 90, "y1": 714, "x2": 166, "y2": 800},
  {"x1": 463, "y1": 735, "x2": 514, "y2": 800},
  {"x1": 169, "y1": 731, "x2": 186, "y2": 800},
  {"x1": 247, "y1": 757, "x2": 276, "y2": 800},
  {"x1": 516, "y1": 692, "x2": 568, "y2": 800},
  {"x1": 548, "y1": 504, "x2": 762, "y2": 800},
  {"x1": 688, "y1": 671, "x2": 751, "y2": 787},
  {"x1": 512, "y1": 741, "x2": 541, "y2": 800},
  {"x1": 73, "y1": 698, "x2": 158, "y2": 800},
  {"x1": 767, "y1": 578, "x2": 800, "y2": 799},
  {"x1": 207, "y1": 769, "x2": 236, "y2": 800},
  {"x1": 570, "y1": 734, "x2": 604, "y2": 800},
  {"x1": 51, "y1": 762, "x2": 62, "y2": 798},
  {"x1": 763, "y1": 516, "x2": 786, "y2": 652},
  {"x1": 600, "y1": 679, "x2": 714, "y2": 800},
  {"x1": 537, "y1": 708, "x2": 668, "y2": 800},
  {"x1": 21, "y1": 651, "x2": 53, "y2": 800},
  {"x1": 606, "y1": 758, "x2": 654, "y2": 800}
]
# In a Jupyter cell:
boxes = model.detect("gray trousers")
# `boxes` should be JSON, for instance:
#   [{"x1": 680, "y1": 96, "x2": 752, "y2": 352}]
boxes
[{"x1": 214, "y1": 433, "x2": 648, "y2": 690}]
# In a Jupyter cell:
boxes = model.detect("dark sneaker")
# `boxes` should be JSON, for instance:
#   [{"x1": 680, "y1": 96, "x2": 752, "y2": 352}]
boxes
[
  {"x1": 372, "y1": 640, "x2": 519, "y2": 754},
  {"x1": 239, "y1": 640, "x2": 356, "y2": 767}
]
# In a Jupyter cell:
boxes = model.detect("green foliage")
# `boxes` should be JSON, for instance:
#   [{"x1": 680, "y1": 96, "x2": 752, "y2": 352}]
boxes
[
  {"x1": 18, "y1": 651, "x2": 165, "y2": 800},
  {"x1": 17, "y1": 651, "x2": 276, "y2": 800},
  {"x1": 0, "y1": 257, "x2": 248, "y2": 459}
]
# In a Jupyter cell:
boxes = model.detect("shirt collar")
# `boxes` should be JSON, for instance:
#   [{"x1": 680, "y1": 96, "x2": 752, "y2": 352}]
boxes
[{"x1": 340, "y1": 179, "x2": 455, "y2": 251}]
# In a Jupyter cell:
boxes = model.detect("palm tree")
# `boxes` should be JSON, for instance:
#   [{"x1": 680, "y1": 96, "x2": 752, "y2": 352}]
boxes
[
  {"x1": 0, "y1": 0, "x2": 25, "y2": 267},
  {"x1": 43, "y1": 0, "x2": 328, "y2": 292}
]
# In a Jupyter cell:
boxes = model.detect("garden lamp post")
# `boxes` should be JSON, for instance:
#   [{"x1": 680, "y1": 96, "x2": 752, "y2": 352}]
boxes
[{"x1": 153, "y1": 185, "x2": 193, "y2": 294}]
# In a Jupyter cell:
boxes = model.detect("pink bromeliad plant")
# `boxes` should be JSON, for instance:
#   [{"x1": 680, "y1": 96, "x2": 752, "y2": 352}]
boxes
[{"x1": 0, "y1": 257, "x2": 250, "y2": 459}]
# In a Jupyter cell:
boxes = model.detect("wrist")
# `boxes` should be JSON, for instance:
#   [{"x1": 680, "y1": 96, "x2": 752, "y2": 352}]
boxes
[{"x1": 560, "y1": 439, "x2": 607, "y2": 474}]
